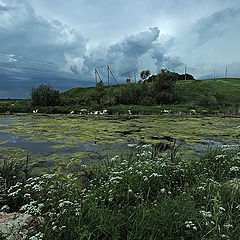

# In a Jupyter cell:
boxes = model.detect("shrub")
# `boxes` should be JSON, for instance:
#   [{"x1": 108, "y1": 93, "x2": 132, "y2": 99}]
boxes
[
  {"x1": 195, "y1": 91, "x2": 217, "y2": 108},
  {"x1": 30, "y1": 84, "x2": 61, "y2": 107},
  {"x1": 139, "y1": 96, "x2": 156, "y2": 106},
  {"x1": 151, "y1": 69, "x2": 178, "y2": 104}
]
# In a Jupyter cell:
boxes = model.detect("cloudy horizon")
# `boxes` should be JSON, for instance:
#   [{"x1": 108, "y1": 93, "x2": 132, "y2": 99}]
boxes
[{"x1": 0, "y1": 0, "x2": 239, "y2": 98}]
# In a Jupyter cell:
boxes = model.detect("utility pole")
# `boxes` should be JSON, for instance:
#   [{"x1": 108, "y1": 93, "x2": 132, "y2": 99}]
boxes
[
  {"x1": 107, "y1": 65, "x2": 110, "y2": 86},
  {"x1": 134, "y1": 71, "x2": 136, "y2": 83},
  {"x1": 214, "y1": 68, "x2": 216, "y2": 80},
  {"x1": 184, "y1": 66, "x2": 187, "y2": 81},
  {"x1": 95, "y1": 68, "x2": 102, "y2": 86},
  {"x1": 107, "y1": 65, "x2": 119, "y2": 85},
  {"x1": 95, "y1": 69, "x2": 97, "y2": 85},
  {"x1": 225, "y1": 67, "x2": 228, "y2": 78}
]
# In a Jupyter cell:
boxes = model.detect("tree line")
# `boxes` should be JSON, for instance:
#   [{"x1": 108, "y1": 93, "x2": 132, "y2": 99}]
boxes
[{"x1": 30, "y1": 69, "x2": 195, "y2": 107}]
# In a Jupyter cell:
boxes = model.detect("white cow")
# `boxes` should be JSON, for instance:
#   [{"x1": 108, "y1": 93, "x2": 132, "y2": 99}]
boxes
[
  {"x1": 128, "y1": 110, "x2": 132, "y2": 115},
  {"x1": 102, "y1": 109, "x2": 108, "y2": 114},
  {"x1": 70, "y1": 111, "x2": 74, "y2": 114},
  {"x1": 190, "y1": 109, "x2": 196, "y2": 114},
  {"x1": 33, "y1": 109, "x2": 39, "y2": 113},
  {"x1": 163, "y1": 110, "x2": 171, "y2": 114}
]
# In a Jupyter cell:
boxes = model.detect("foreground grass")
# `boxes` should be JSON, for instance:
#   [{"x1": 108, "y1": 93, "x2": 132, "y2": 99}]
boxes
[{"x1": 1, "y1": 145, "x2": 240, "y2": 239}]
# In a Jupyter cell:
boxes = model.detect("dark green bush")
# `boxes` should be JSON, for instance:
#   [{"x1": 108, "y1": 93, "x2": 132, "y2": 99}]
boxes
[
  {"x1": 195, "y1": 91, "x2": 217, "y2": 108},
  {"x1": 30, "y1": 84, "x2": 61, "y2": 107}
]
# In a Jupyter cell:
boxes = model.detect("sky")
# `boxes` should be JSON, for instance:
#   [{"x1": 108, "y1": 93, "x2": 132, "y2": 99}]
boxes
[{"x1": 0, "y1": 0, "x2": 240, "y2": 98}]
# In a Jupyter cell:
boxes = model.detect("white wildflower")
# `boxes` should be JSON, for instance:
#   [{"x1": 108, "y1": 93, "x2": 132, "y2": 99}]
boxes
[
  {"x1": 230, "y1": 166, "x2": 239, "y2": 172},
  {"x1": 199, "y1": 210, "x2": 212, "y2": 218}
]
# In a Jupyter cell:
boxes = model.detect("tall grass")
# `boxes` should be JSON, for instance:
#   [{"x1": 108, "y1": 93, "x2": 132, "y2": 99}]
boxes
[{"x1": 1, "y1": 146, "x2": 240, "y2": 239}]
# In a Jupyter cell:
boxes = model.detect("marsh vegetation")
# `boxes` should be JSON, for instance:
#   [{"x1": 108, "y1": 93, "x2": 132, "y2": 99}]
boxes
[
  {"x1": 0, "y1": 114, "x2": 239, "y2": 175},
  {"x1": 1, "y1": 144, "x2": 240, "y2": 239}
]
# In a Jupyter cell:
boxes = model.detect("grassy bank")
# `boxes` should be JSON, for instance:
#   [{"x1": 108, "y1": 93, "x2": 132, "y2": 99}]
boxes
[
  {"x1": 1, "y1": 78, "x2": 240, "y2": 115},
  {"x1": 1, "y1": 145, "x2": 240, "y2": 239}
]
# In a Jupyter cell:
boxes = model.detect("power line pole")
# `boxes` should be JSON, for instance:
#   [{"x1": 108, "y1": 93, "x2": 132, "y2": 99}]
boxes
[
  {"x1": 184, "y1": 66, "x2": 187, "y2": 81},
  {"x1": 214, "y1": 68, "x2": 216, "y2": 80},
  {"x1": 95, "y1": 68, "x2": 102, "y2": 86},
  {"x1": 107, "y1": 65, "x2": 119, "y2": 85},
  {"x1": 134, "y1": 71, "x2": 136, "y2": 83},
  {"x1": 95, "y1": 69, "x2": 97, "y2": 85},
  {"x1": 107, "y1": 65, "x2": 110, "y2": 86},
  {"x1": 225, "y1": 67, "x2": 228, "y2": 78}
]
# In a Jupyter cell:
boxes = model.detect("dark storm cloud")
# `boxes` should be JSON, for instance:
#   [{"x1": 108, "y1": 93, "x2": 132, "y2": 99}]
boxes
[
  {"x1": 0, "y1": 9, "x2": 86, "y2": 64},
  {"x1": 107, "y1": 27, "x2": 160, "y2": 77},
  {"x1": 82, "y1": 28, "x2": 183, "y2": 82},
  {"x1": 192, "y1": 7, "x2": 240, "y2": 45},
  {"x1": 0, "y1": 0, "x2": 89, "y2": 97}
]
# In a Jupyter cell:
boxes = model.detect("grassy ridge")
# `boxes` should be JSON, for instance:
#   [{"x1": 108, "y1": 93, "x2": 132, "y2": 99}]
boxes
[
  {"x1": 63, "y1": 78, "x2": 240, "y2": 104},
  {"x1": 63, "y1": 78, "x2": 240, "y2": 106},
  {"x1": 176, "y1": 78, "x2": 240, "y2": 105}
]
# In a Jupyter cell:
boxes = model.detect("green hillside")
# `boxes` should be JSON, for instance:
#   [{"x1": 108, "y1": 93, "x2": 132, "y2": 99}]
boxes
[
  {"x1": 63, "y1": 78, "x2": 240, "y2": 106},
  {"x1": 63, "y1": 86, "x2": 94, "y2": 97},
  {"x1": 63, "y1": 84, "x2": 124, "y2": 98},
  {"x1": 176, "y1": 78, "x2": 240, "y2": 105}
]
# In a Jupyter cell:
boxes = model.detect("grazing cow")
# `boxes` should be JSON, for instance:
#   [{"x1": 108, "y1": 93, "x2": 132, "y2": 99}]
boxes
[
  {"x1": 163, "y1": 110, "x2": 171, "y2": 114},
  {"x1": 128, "y1": 110, "x2": 132, "y2": 115},
  {"x1": 33, "y1": 109, "x2": 39, "y2": 113},
  {"x1": 70, "y1": 111, "x2": 74, "y2": 114},
  {"x1": 80, "y1": 109, "x2": 88, "y2": 115},
  {"x1": 190, "y1": 109, "x2": 196, "y2": 115},
  {"x1": 94, "y1": 111, "x2": 99, "y2": 115},
  {"x1": 102, "y1": 109, "x2": 108, "y2": 114}
]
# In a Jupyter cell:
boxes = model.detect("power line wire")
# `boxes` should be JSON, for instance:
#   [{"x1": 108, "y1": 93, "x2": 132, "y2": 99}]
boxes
[
  {"x1": 0, "y1": 66, "x2": 80, "y2": 78},
  {"x1": 0, "y1": 52, "x2": 82, "y2": 74}
]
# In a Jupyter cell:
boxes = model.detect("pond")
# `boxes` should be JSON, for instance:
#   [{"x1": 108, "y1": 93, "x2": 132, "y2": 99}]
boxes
[{"x1": 0, "y1": 113, "x2": 239, "y2": 174}]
